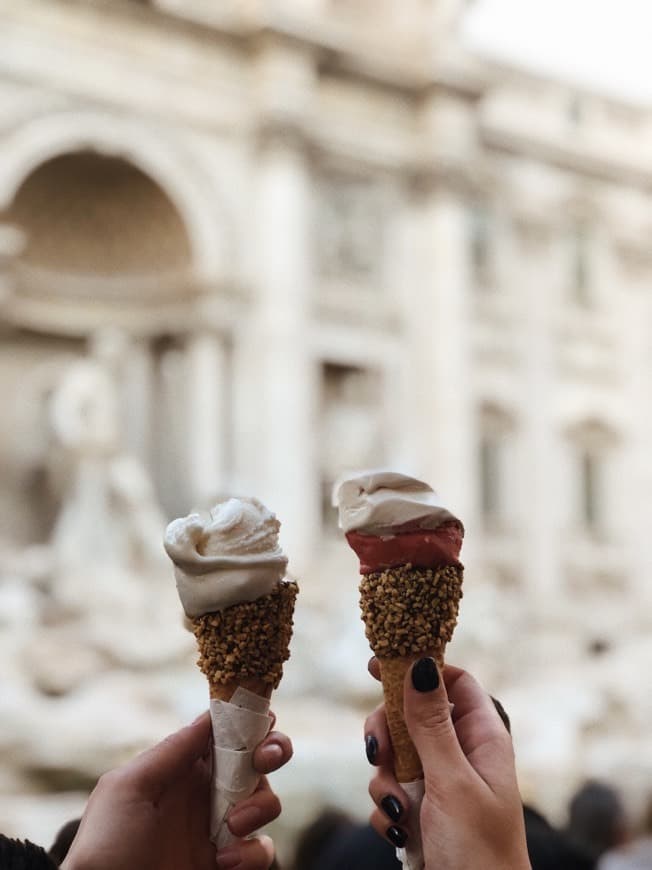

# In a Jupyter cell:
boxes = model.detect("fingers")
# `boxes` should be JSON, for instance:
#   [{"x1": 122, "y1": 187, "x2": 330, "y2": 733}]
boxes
[
  {"x1": 364, "y1": 702, "x2": 393, "y2": 768},
  {"x1": 368, "y1": 772, "x2": 409, "y2": 827},
  {"x1": 216, "y1": 834, "x2": 275, "y2": 870},
  {"x1": 366, "y1": 702, "x2": 412, "y2": 850},
  {"x1": 252, "y1": 731, "x2": 293, "y2": 775},
  {"x1": 443, "y1": 665, "x2": 515, "y2": 789},
  {"x1": 368, "y1": 655, "x2": 381, "y2": 681},
  {"x1": 119, "y1": 713, "x2": 212, "y2": 798},
  {"x1": 227, "y1": 776, "x2": 281, "y2": 838},
  {"x1": 369, "y1": 806, "x2": 409, "y2": 851},
  {"x1": 403, "y1": 658, "x2": 465, "y2": 787},
  {"x1": 228, "y1": 727, "x2": 290, "y2": 839}
]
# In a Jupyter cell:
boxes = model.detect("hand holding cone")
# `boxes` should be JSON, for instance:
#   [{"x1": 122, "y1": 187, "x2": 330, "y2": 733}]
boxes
[
  {"x1": 334, "y1": 471, "x2": 464, "y2": 870},
  {"x1": 165, "y1": 497, "x2": 297, "y2": 848}
]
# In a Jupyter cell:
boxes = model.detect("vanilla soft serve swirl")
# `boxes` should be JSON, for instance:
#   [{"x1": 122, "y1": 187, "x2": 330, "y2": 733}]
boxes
[
  {"x1": 333, "y1": 470, "x2": 462, "y2": 535},
  {"x1": 164, "y1": 497, "x2": 288, "y2": 618}
]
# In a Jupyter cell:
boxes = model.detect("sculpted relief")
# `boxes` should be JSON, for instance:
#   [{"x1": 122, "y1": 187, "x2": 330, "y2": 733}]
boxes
[{"x1": 316, "y1": 175, "x2": 384, "y2": 284}]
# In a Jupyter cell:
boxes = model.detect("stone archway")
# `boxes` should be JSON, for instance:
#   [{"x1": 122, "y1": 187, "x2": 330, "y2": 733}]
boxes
[
  {"x1": 0, "y1": 109, "x2": 232, "y2": 277},
  {"x1": 8, "y1": 150, "x2": 193, "y2": 276},
  {"x1": 0, "y1": 148, "x2": 201, "y2": 541}
]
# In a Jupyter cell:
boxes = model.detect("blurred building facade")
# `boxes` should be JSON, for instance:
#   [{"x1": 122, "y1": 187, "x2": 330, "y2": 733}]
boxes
[{"x1": 1, "y1": 0, "x2": 652, "y2": 847}]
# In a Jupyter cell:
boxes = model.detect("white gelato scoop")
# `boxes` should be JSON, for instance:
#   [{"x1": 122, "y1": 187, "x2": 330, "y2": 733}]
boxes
[
  {"x1": 332, "y1": 469, "x2": 462, "y2": 535},
  {"x1": 164, "y1": 497, "x2": 288, "y2": 618}
]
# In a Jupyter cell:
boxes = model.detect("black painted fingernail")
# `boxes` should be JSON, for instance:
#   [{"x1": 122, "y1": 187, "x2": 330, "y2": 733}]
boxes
[
  {"x1": 386, "y1": 826, "x2": 407, "y2": 848},
  {"x1": 365, "y1": 734, "x2": 378, "y2": 765},
  {"x1": 412, "y1": 657, "x2": 439, "y2": 692},
  {"x1": 491, "y1": 696, "x2": 511, "y2": 735},
  {"x1": 381, "y1": 794, "x2": 403, "y2": 823}
]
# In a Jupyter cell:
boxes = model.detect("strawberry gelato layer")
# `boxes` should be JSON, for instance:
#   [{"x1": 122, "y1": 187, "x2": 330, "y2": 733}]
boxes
[{"x1": 346, "y1": 521, "x2": 463, "y2": 574}]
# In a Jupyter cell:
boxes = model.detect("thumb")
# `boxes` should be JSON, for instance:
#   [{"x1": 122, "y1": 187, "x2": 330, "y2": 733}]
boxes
[
  {"x1": 122, "y1": 712, "x2": 212, "y2": 797},
  {"x1": 404, "y1": 657, "x2": 465, "y2": 784}
]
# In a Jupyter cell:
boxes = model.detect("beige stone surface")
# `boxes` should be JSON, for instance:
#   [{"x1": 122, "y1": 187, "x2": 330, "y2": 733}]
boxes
[{"x1": 0, "y1": 0, "x2": 651, "y2": 854}]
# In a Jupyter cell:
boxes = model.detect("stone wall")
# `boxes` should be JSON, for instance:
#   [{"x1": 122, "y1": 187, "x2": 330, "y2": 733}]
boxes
[{"x1": 0, "y1": 0, "x2": 651, "y2": 854}]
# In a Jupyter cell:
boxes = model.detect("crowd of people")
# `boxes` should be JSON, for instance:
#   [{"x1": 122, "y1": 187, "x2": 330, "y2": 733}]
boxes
[
  {"x1": 292, "y1": 783, "x2": 652, "y2": 870},
  {"x1": 1, "y1": 659, "x2": 649, "y2": 869}
]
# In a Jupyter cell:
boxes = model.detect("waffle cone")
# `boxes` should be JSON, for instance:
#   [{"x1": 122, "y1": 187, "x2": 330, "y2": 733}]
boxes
[
  {"x1": 359, "y1": 564, "x2": 462, "y2": 782},
  {"x1": 378, "y1": 645, "x2": 446, "y2": 783},
  {"x1": 191, "y1": 580, "x2": 298, "y2": 696},
  {"x1": 208, "y1": 676, "x2": 273, "y2": 702}
]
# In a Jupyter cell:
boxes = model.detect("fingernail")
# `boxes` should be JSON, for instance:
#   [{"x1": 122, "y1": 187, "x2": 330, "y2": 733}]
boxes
[
  {"x1": 228, "y1": 805, "x2": 263, "y2": 834},
  {"x1": 259, "y1": 742, "x2": 284, "y2": 766},
  {"x1": 215, "y1": 847, "x2": 241, "y2": 868},
  {"x1": 381, "y1": 794, "x2": 403, "y2": 823},
  {"x1": 412, "y1": 657, "x2": 439, "y2": 692},
  {"x1": 491, "y1": 696, "x2": 511, "y2": 735},
  {"x1": 386, "y1": 825, "x2": 407, "y2": 848},
  {"x1": 365, "y1": 734, "x2": 378, "y2": 765}
]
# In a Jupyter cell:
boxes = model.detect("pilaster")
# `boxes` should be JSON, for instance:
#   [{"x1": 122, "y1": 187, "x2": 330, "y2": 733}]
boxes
[
  {"x1": 234, "y1": 36, "x2": 318, "y2": 574},
  {"x1": 185, "y1": 330, "x2": 228, "y2": 507},
  {"x1": 402, "y1": 178, "x2": 474, "y2": 527}
]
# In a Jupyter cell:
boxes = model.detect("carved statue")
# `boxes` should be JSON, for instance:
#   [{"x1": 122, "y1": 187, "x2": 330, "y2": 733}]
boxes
[{"x1": 48, "y1": 328, "x2": 169, "y2": 619}]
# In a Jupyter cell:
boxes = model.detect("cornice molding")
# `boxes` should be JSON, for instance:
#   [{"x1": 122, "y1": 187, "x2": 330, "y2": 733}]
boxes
[
  {"x1": 1, "y1": 263, "x2": 247, "y2": 337},
  {"x1": 481, "y1": 122, "x2": 652, "y2": 191},
  {"x1": 406, "y1": 157, "x2": 497, "y2": 199}
]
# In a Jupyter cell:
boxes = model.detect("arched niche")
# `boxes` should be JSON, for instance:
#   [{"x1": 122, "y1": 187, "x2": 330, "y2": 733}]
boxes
[
  {"x1": 3, "y1": 146, "x2": 208, "y2": 336},
  {"x1": 0, "y1": 150, "x2": 198, "y2": 539},
  {"x1": 0, "y1": 110, "x2": 232, "y2": 277},
  {"x1": 8, "y1": 151, "x2": 193, "y2": 276}
]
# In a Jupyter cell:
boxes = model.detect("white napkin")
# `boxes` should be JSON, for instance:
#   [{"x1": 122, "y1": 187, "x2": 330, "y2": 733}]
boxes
[
  {"x1": 396, "y1": 779, "x2": 425, "y2": 870},
  {"x1": 209, "y1": 687, "x2": 273, "y2": 849}
]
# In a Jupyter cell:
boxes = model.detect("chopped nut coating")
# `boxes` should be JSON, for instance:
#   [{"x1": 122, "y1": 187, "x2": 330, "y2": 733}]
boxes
[
  {"x1": 192, "y1": 580, "x2": 298, "y2": 689},
  {"x1": 360, "y1": 564, "x2": 463, "y2": 657}
]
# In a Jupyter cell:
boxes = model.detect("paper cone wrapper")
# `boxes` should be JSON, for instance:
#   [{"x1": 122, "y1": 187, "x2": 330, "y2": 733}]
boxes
[
  {"x1": 397, "y1": 780, "x2": 426, "y2": 870},
  {"x1": 191, "y1": 581, "x2": 297, "y2": 851},
  {"x1": 208, "y1": 682, "x2": 274, "y2": 849}
]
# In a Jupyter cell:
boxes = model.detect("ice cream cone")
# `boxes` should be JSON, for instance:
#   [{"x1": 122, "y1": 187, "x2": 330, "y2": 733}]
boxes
[
  {"x1": 164, "y1": 497, "x2": 298, "y2": 849},
  {"x1": 378, "y1": 650, "x2": 444, "y2": 782},
  {"x1": 209, "y1": 677, "x2": 273, "y2": 703},
  {"x1": 335, "y1": 472, "x2": 465, "y2": 870},
  {"x1": 360, "y1": 562, "x2": 462, "y2": 783}
]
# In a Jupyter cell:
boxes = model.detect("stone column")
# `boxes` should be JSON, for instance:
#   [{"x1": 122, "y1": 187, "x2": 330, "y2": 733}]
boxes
[
  {"x1": 403, "y1": 175, "x2": 474, "y2": 529},
  {"x1": 236, "y1": 37, "x2": 317, "y2": 575},
  {"x1": 0, "y1": 224, "x2": 25, "y2": 307},
  {"x1": 516, "y1": 219, "x2": 560, "y2": 618},
  {"x1": 617, "y1": 266, "x2": 652, "y2": 614},
  {"x1": 401, "y1": 86, "x2": 480, "y2": 536},
  {"x1": 122, "y1": 338, "x2": 154, "y2": 467},
  {"x1": 185, "y1": 330, "x2": 228, "y2": 508}
]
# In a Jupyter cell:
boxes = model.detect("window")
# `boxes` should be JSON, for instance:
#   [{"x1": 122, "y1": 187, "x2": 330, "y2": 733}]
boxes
[
  {"x1": 319, "y1": 362, "x2": 384, "y2": 531},
  {"x1": 567, "y1": 420, "x2": 617, "y2": 537},
  {"x1": 316, "y1": 175, "x2": 384, "y2": 284},
  {"x1": 479, "y1": 435, "x2": 501, "y2": 519},
  {"x1": 477, "y1": 404, "x2": 514, "y2": 529},
  {"x1": 580, "y1": 449, "x2": 600, "y2": 530},
  {"x1": 469, "y1": 203, "x2": 492, "y2": 288},
  {"x1": 570, "y1": 222, "x2": 591, "y2": 306},
  {"x1": 568, "y1": 94, "x2": 584, "y2": 125}
]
